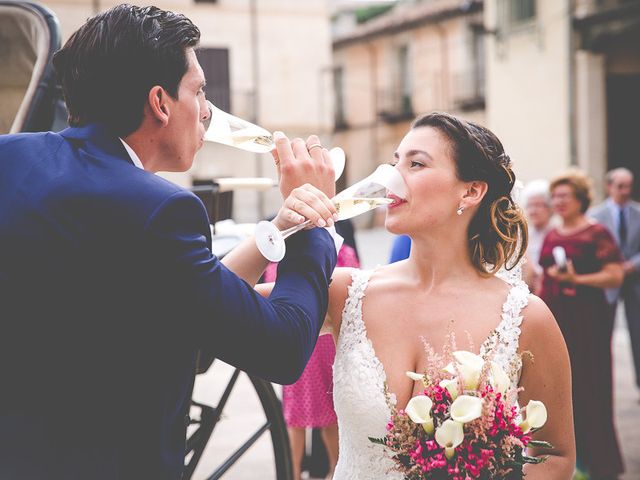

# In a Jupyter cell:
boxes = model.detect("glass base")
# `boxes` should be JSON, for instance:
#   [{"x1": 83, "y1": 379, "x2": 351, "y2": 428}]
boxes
[
  {"x1": 329, "y1": 147, "x2": 345, "y2": 181},
  {"x1": 255, "y1": 221, "x2": 286, "y2": 262}
]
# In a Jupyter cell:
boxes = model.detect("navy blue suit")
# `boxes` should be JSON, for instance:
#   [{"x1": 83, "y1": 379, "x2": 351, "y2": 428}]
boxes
[{"x1": 0, "y1": 124, "x2": 336, "y2": 479}]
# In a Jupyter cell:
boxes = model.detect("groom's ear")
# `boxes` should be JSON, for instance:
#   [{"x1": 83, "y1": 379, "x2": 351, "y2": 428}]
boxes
[
  {"x1": 462, "y1": 181, "x2": 488, "y2": 208},
  {"x1": 147, "y1": 86, "x2": 170, "y2": 127}
]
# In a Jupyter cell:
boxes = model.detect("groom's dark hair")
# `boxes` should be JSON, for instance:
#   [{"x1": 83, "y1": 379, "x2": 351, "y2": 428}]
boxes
[
  {"x1": 53, "y1": 4, "x2": 200, "y2": 137},
  {"x1": 412, "y1": 113, "x2": 528, "y2": 276}
]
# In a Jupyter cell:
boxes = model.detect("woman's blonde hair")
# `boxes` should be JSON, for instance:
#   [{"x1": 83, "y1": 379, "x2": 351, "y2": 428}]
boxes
[
  {"x1": 411, "y1": 113, "x2": 528, "y2": 276},
  {"x1": 549, "y1": 169, "x2": 593, "y2": 213}
]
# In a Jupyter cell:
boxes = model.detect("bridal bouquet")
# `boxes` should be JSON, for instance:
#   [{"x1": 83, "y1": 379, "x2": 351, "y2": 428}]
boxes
[{"x1": 369, "y1": 340, "x2": 551, "y2": 479}]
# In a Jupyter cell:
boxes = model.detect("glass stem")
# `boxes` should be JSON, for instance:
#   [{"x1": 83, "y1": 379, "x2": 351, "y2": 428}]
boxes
[{"x1": 280, "y1": 220, "x2": 313, "y2": 240}]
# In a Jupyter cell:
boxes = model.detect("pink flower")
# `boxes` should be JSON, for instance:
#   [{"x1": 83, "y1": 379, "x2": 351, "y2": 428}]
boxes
[{"x1": 425, "y1": 440, "x2": 438, "y2": 451}]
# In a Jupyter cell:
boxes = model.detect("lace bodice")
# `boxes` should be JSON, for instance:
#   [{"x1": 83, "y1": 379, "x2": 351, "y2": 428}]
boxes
[
  {"x1": 481, "y1": 272, "x2": 530, "y2": 386},
  {"x1": 332, "y1": 269, "x2": 401, "y2": 479},
  {"x1": 331, "y1": 268, "x2": 529, "y2": 479}
]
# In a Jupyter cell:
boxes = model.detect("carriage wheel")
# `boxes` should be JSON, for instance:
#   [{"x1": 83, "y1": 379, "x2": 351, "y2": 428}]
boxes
[{"x1": 184, "y1": 360, "x2": 293, "y2": 480}]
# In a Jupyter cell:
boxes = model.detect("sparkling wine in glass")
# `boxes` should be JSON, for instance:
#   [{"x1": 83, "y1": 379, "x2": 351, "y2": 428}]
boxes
[
  {"x1": 254, "y1": 164, "x2": 407, "y2": 261},
  {"x1": 203, "y1": 100, "x2": 345, "y2": 179}
]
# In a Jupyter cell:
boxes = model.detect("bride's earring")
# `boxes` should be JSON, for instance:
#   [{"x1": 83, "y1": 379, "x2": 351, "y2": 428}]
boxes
[{"x1": 456, "y1": 206, "x2": 464, "y2": 216}]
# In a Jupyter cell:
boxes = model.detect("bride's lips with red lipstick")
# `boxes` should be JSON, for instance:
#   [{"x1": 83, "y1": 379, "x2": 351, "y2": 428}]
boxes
[{"x1": 387, "y1": 194, "x2": 407, "y2": 208}]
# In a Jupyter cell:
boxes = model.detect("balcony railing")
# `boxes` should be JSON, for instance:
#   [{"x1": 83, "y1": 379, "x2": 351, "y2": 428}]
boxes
[
  {"x1": 451, "y1": 69, "x2": 486, "y2": 111},
  {"x1": 573, "y1": 0, "x2": 640, "y2": 50},
  {"x1": 595, "y1": 0, "x2": 640, "y2": 10},
  {"x1": 377, "y1": 87, "x2": 414, "y2": 123},
  {"x1": 334, "y1": 110, "x2": 349, "y2": 131},
  {"x1": 201, "y1": 87, "x2": 257, "y2": 122}
]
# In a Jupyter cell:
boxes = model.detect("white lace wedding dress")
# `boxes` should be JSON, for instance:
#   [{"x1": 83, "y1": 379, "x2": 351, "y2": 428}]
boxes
[{"x1": 331, "y1": 268, "x2": 530, "y2": 479}]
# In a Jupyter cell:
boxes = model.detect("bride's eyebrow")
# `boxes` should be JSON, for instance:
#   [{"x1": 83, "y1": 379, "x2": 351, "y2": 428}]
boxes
[
  {"x1": 406, "y1": 149, "x2": 434, "y2": 163},
  {"x1": 393, "y1": 150, "x2": 434, "y2": 162}
]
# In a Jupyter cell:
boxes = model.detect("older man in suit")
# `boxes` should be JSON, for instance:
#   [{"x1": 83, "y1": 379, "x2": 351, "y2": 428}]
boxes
[
  {"x1": 0, "y1": 4, "x2": 339, "y2": 479},
  {"x1": 589, "y1": 167, "x2": 640, "y2": 394}
]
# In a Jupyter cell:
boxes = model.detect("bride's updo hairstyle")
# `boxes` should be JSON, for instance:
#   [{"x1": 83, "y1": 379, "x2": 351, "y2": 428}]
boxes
[{"x1": 412, "y1": 113, "x2": 528, "y2": 275}]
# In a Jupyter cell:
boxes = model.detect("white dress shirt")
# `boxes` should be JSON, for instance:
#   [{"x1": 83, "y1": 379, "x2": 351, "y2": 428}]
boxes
[{"x1": 119, "y1": 138, "x2": 144, "y2": 170}]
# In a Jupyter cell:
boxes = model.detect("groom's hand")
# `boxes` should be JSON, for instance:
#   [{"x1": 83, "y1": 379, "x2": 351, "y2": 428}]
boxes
[
  {"x1": 273, "y1": 132, "x2": 335, "y2": 200},
  {"x1": 273, "y1": 184, "x2": 338, "y2": 231}
]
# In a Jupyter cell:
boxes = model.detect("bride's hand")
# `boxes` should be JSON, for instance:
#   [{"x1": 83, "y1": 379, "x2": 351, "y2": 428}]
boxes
[{"x1": 272, "y1": 183, "x2": 338, "y2": 231}]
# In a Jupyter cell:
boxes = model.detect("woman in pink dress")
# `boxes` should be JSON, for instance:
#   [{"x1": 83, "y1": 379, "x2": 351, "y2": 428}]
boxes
[{"x1": 264, "y1": 241, "x2": 360, "y2": 480}]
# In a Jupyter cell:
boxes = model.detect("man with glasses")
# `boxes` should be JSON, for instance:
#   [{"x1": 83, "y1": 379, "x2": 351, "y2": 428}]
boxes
[{"x1": 590, "y1": 167, "x2": 640, "y2": 397}]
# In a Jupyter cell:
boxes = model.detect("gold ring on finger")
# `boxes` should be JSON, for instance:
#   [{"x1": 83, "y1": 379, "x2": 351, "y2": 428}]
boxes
[{"x1": 308, "y1": 143, "x2": 322, "y2": 151}]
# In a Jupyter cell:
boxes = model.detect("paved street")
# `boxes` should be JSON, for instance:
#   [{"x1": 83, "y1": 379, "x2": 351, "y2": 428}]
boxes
[
  {"x1": 190, "y1": 227, "x2": 640, "y2": 479},
  {"x1": 612, "y1": 305, "x2": 640, "y2": 479}
]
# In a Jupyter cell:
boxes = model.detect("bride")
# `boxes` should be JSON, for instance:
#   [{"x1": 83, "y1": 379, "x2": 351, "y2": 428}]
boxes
[{"x1": 231, "y1": 113, "x2": 576, "y2": 478}]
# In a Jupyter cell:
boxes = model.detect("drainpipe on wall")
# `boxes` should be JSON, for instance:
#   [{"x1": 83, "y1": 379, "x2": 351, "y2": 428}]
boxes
[
  {"x1": 318, "y1": 65, "x2": 334, "y2": 136},
  {"x1": 367, "y1": 41, "x2": 379, "y2": 160},
  {"x1": 436, "y1": 23, "x2": 450, "y2": 109},
  {"x1": 249, "y1": 0, "x2": 264, "y2": 219},
  {"x1": 569, "y1": 0, "x2": 577, "y2": 166},
  {"x1": 367, "y1": 41, "x2": 379, "y2": 228}
]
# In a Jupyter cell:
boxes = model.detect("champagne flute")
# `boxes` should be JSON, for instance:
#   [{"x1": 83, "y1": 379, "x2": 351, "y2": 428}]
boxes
[
  {"x1": 203, "y1": 100, "x2": 345, "y2": 180},
  {"x1": 254, "y1": 164, "x2": 407, "y2": 261}
]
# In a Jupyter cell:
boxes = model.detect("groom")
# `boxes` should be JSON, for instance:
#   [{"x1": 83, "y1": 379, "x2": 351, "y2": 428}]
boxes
[{"x1": 0, "y1": 4, "x2": 337, "y2": 479}]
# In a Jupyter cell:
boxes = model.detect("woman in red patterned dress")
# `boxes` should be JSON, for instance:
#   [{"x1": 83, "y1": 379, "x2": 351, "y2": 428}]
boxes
[{"x1": 539, "y1": 170, "x2": 624, "y2": 479}]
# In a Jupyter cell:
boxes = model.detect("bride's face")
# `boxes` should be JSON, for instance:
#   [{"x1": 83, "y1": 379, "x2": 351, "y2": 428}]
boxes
[{"x1": 385, "y1": 126, "x2": 467, "y2": 235}]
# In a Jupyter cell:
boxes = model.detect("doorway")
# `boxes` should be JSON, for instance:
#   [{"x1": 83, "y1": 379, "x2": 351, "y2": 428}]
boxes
[{"x1": 607, "y1": 74, "x2": 640, "y2": 197}]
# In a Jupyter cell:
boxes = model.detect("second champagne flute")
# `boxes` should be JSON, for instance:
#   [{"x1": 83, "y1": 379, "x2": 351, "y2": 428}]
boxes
[{"x1": 254, "y1": 164, "x2": 407, "y2": 262}]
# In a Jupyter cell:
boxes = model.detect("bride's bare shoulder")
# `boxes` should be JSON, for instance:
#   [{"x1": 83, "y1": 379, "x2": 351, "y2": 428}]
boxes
[
  {"x1": 329, "y1": 262, "x2": 411, "y2": 311},
  {"x1": 520, "y1": 294, "x2": 565, "y2": 353},
  {"x1": 328, "y1": 267, "x2": 357, "y2": 309}
]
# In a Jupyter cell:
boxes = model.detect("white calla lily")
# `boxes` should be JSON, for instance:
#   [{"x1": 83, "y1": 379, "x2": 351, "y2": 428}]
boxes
[
  {"x1": 452, "y1": 351, "x2": 484, "y2": 370},
  {"x1": 406, "y1": 371, "x2": 425, "y2": 382},
  {"x1": 434, "y1": 419, "x2": 464, "y2": 459},
  {"x1": 443, "y1": 362, "x2": 481, "y2": 391},
  {"x1": 450, "y1": 395, "x2": 483, "y2": 423},
  {"x1": 519, "y1": 400, "x2": 548, "y2": 433},
  {"x1": 438, "y1": 378, "x2": 459, "y2": 400},
  {"x1": 489, "y1": 361, "x2": 511, "y2": 395},
  {"x1": 443, "y1": 362, "x2": 456, "y2": 375},
  {"x1": 405, "y1": 395, "x2": 435, "y2": 434}
]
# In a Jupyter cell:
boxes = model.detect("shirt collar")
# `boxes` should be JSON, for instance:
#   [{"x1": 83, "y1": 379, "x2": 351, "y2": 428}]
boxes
[
  {"x1": 607, "y1": 197, "x2": 629, "y2": 211},
  {"x1": 119, "y1": 138, "x2": 144, "y2": 170}
]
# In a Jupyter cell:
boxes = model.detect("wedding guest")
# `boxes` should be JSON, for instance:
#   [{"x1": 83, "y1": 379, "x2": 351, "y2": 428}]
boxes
[
  {"x1": 335, "y1": 217, "x2": 360, "y2": 261},
  {"x1": 521, "y1": 179, "x2": 553, "y2": 293},
  {"x1": 264, "y1": 233, "x2": 358, "y2": 480},
  {"x1": 539, "y1": 169, "x2": 624, "y2": 479},
  {"x1": 388, "y1": 234, "x2": 411, "y2": 263},
  {"x1": 589, "y1": 168, "x2": 640, "y2": 396}
]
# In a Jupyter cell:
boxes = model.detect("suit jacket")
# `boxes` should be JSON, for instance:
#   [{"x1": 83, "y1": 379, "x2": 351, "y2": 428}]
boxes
[
  {"x1": 0, "y1": 124, "x2": 336, "y2": 479},
  {"x1": 588, "y1": 199, "x2": 640, "y2": 303}
]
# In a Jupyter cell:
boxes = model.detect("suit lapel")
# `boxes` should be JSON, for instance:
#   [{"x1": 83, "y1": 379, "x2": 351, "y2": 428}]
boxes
[
  {"x1": 602, "y1": 205, "x2": 618, "y2": 242},
  {"x1": 628, "y1": 203, "x2": 640, "y2": 247}
]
